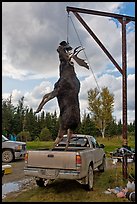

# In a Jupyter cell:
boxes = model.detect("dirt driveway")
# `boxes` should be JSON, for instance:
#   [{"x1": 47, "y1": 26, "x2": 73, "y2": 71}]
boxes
[{"x1": 2, "y1": 160, "x2": 26, "y2": 184}]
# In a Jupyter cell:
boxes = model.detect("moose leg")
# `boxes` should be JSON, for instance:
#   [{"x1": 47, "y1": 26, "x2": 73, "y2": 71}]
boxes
[
  {"x1": 52, "y1": 128, "x2": 65, "y2": 149},
  {"x1": 65, "y1": 129, "x2": 73, "y2": 150},
  {"x1": 35, "y1": 90, "x2": 57, "y2": 114}
]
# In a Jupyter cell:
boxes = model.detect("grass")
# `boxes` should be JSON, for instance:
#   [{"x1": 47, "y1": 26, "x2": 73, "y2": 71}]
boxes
[
  {"x1": 26, "y1": 140, "x2": 53, "y2": 150},
  {"x1": 3, "y1": 162, "x2": 135, "y2": 202},
  {"x1": 96, "y1": 135, "x2": 135, "y2": 157}
]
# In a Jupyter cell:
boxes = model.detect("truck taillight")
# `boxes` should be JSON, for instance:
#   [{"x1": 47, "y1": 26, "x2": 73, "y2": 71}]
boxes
[
  {"x1": 76, "y1": 155, "x2": 81, "y2": 165},
  {"x1": 25, "y1": 153, "x2": 28, "y2": 163}
]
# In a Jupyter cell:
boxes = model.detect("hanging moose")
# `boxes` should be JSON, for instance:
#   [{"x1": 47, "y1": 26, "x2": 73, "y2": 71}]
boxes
[{"x1": 35, "y1": 41, "x2": 89, "y2": 149}]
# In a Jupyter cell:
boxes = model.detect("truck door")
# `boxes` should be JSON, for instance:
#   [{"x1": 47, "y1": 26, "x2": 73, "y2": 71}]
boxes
[{"x1": 89, "y1": 137, "x2": 103, "y2": 166}]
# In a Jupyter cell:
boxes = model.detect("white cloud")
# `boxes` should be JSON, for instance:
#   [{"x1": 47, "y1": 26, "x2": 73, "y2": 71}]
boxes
[
  {"x1": 127, "y1": 31, "x2": 135, "y2": 68},
  {"x1": 2, "y1": 72, "x2": 135, "y2": 123},
  {"x1": 2, "y1": 89, "x2": 23, "y2": 105},
  {"x1": 2, "y1": 60, "x2": 30, "y2": 80},
  {"x1": 3, "y1": 2, "x2": 135, "y2": 80},
  {"x1": 2, "y1": 2, "x2": 135, "y2": 123},
  {"x1": 79, "y1": 73, "x2": 135, "y2": 122}
]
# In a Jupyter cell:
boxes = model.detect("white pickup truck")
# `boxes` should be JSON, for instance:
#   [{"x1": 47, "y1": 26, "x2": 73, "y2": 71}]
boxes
[
  {"x1": 2, "y1": 135, "x2": 27, "y2": 163},
  {"x1": 24, "y1": 134, "x2": 106, "y2": 190}
]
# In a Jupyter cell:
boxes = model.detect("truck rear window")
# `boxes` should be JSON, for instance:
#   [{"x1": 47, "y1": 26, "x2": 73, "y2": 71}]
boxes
[{"x1": 57, "y1": 136, "x2": 89, "y2": 147}]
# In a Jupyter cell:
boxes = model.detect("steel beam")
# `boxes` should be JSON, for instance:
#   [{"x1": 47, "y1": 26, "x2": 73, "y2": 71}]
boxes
[{"x1": 66, "y1": 6, "x2": 135, "y2": 21}]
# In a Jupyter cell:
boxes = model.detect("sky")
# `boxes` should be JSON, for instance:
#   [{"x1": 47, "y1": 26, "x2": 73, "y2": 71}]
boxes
[{"x1": 2, "y1": 2, "x2": 135, "y2": 123}]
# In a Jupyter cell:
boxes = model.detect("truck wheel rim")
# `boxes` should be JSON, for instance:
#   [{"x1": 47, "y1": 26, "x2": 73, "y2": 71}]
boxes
[{"x1": 2, "y1": 151, "x2": 13, "y2": 162}]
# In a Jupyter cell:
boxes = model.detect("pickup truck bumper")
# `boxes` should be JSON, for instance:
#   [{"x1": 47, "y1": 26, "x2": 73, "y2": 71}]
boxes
[
  {"x1": 24, "y1": 167, "x2": 81, "y2": 180},
  {"x1": 15, "y1": 151, "x2": 26, "y2": 160}
]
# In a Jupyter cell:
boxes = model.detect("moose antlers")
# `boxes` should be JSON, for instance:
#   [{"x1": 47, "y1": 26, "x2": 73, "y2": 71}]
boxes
[{"x1": 71, "y1": 46, "x2": 89, "y2": 70}]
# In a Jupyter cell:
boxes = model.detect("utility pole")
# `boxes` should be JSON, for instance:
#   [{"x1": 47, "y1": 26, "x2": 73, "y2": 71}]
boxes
[{"x1": 66, "y1": 6, "x2": 135, "y2": 179}]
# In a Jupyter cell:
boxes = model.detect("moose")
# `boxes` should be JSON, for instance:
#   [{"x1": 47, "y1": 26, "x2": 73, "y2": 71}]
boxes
[{"x1": 35, "y1": 41, "x2": 89, "y2": 149}]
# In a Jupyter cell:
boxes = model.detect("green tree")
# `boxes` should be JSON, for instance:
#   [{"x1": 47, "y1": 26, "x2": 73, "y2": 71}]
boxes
[
  {"x1": 105, "y1": 119, "x2": 118, "y2": 136},
  {"x1": 79, "y1": 113, "x2": 97, "y2": 136},
  {"x1": 2, "y1": 95, "x2": 16, "y2": 134},
  {"x1": 117, "y1": 119, "x2": 122, "y2": 135},
  {"x1": 25, "y1": 108, "x2": 38, "y2": 140},
  {"x1": 39, "y1": 127, "x2": 52, "y2": 141},
  {"x1": 50, "y1": 111, "x2": 59, "y2": 140},
  {"x1": 14, "y1": 96, "x2": 26, "y2": 133},
  {"x1": 39, "y1": 111, "x2": 46, "y2": 129},
  {"x1": 44, "y1": 112, "x2": 59, "y2": 139},
  {"x1": 128, "y1": 121, "x2": 135, "y2": 133},
  {"x1": 17, "y1": 131, "x2": 31, "y2": 142},
  {"x1": 88, "y1": 87, "x2": 114, "y2": 138}
]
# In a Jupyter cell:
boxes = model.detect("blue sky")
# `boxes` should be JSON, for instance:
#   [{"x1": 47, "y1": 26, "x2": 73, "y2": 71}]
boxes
[
  {"x1": 2, "y1": 2, "x2": 135, "y2": 123},
  {"x1": 119, "y1": 2, "x2": 135, "y2": 16}
]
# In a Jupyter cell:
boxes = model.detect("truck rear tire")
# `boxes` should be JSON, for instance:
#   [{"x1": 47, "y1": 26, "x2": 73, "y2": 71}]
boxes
[
  {"x1": 84, "y1": 165, "x2": 93, "y2": 191},
  {"x1": 36, "y1": 178, "x2": 45, "y2": 187},
  {"x1": 35, "y1": 178, "x2": 50, "y2": 187}
]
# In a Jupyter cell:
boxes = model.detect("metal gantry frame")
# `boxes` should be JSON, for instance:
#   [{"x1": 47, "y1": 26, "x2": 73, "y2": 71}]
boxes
[{"x1": 66, "y1": 6, "x2": 135, "y2": 179}]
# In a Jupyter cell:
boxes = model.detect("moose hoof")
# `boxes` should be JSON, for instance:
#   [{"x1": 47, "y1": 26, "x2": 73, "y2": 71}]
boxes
[{"x1": 34, "y1": 109, "x2": 41, "y2": 114}]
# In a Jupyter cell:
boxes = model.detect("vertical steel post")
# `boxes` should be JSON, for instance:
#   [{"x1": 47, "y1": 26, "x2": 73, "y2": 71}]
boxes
[
  {"x1": 121, "y1": 17, "x2": 128, "y2": 179},
  {"x1": 121, "y1": 17, "x2": 128, "y2": 147}
]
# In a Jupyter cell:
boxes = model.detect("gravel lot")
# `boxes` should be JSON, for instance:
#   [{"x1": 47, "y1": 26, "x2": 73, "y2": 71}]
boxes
[{"x1": 2, "y1": 160, "x2": 26, "y2": 184}]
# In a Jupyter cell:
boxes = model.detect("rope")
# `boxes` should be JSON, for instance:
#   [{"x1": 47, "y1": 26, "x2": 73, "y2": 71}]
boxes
[
  {"x1": 69, "y1": 14, "x2": 101, "y2": 94},
  {"x1": 66, "y1": 13, "x2": 70, "y2": 44}
]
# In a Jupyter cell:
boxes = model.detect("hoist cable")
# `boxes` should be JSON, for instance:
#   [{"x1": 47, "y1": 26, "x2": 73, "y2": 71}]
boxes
[
  {"x1": 66, "y1": 13, "x2": 70, "y2": 44},
  {"x1": 69, "y1": 14, "x2": 101, "y2": 94}
]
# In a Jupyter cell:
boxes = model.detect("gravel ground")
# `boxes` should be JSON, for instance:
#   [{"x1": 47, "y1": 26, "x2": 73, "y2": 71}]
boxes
[{"x1": 2, "y1": 160, "x2": 27, "y2": 184}]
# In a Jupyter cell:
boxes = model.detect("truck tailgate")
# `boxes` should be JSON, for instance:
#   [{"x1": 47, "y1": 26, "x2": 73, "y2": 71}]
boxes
[{"x1": 27, "y1": 150, "x2": 77, "y2": 170}]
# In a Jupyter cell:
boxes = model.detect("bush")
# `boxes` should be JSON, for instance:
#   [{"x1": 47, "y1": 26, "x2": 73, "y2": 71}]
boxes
[
  {"x1": 17, "y1": 131, "x2": 31, "y2": 142},
  {"x1": 34, "y1": 136, "x2": 40, "y2": 141},
  {"x1": 39, "y1": 127, "x2": 52, "y2": 141}
]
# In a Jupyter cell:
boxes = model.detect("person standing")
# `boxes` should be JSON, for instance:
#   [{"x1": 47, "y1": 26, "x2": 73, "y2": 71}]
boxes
[{"x1": 10, "y1": 133, "x2": 16, "y2": 141}]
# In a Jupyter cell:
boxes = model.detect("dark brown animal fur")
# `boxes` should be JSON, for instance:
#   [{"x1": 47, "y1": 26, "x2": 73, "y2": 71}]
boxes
[{"x1": 35, "y1": 42, "x2": 88, "y2": 149}]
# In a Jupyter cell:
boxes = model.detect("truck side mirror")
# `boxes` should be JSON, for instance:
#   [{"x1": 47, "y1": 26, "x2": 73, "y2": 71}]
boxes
[{"x1": 99, "y1": 144, "x2": 105, "y2": 148}]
